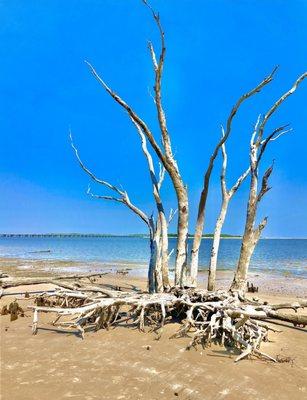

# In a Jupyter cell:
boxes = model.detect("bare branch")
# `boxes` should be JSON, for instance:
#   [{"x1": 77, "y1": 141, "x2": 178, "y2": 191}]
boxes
[
  {"x1": 70, "y1": 131, "x2": 150, "y2": 228},
  {"x1": 190, "y1": 67, "x2": 276, "y2": 283},
  {"x1": 256, "y1": 216, "x2": 268, "y2": 234},
  {"x1": 168, "y1": 248, "x2": 174, "y2": 260},
  {"x1": 257, "y1": 125, "x2": 290, "y2": 165},
  {"x1": 84, "y1": 60, "x2": 165, "y2": 165},
  {"x1": 157, "y1": 162, "x2": 166, "y2": 191},
  {"x1": 87, "y1": 188, "x2": 123, "y2": 204},
  {"x1": 228, "y1": 167, "x2": 250, "y2": 198},
  {"x1": 268, "y1": 128, "x2": 292, "y2": 142},
  {"x1": 257, "y1": 71, "x2": 307, "y2": 143},
  {"x1": 209, "y1": 67, "x2": 278, "y2": 173},
  {"x1": 168, "y1": 208, "x2": 178, "y2": 224},
  {"x1": 147, "y1": 85, "x2": 156, "y2": 104},
  {"x1": 69, "y1": 130, "x2": 124, "y2": 196},
  {"x1": 250, "y1": 114, "x2": 262, "y2": 146},
  {"x1": 130, "y1": 118, "x2": 166, "y2": 210},
  {"x1": 88, "y1": 185, "x2": 150, "y2": 228},
  {"x1": 148, "y1": 42, "x2": 158, "y2": 71},
  {"x1": 231, "y1": 71, "x2": 307, "y2": 293},
  {"x1": 220, "y1": 127, "x2": 228, "y2": 197},
  {"x1": 257, "y1": 163, "x2": 274, "y2": 202},
  {"x1": 143, "y1": 0, "x2": 174, "y2": 161}
]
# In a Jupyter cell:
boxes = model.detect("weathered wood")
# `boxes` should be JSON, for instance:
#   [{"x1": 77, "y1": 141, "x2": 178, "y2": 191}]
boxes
[
  {"x1": 207, "y1": 130, "x2": 250, "y2": 291},
  {"x1": 22, "y1": 286, "x2": 307, "y2": 362},
  {"x1": 85, "y1": 2, "x2": 189, "y2": 287},
  {"x1": 190, "y1": 67, "x2": 277, "y2": 287},
  {"x1": 231, "y1": 72, "x2": 307, "y2": 293},
  {"x1": 0, "y1": 276, "x2": 125, "y2": 299},
  {"x1": 0, "y1": 272, "x2": 109, "y2": 289},
  {"x1": 131, "y1": 119, "x2": 170, "y2": 291}
]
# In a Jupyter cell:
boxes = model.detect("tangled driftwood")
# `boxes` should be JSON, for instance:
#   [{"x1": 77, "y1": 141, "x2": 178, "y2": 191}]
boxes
[{"x1": 1, "y1": 275, "x2": 306, "y2": 363}]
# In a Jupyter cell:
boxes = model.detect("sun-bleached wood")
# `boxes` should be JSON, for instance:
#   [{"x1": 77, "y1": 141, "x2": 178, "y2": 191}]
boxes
[
  {"x1": 231, "y1": 71, "x2": 307, "y2": 293},
  {"x1": 84, "y1": 1, "x2": 189, "y2": 287},
  {"x1": 19, "y1": 278, "x2": 307, "y2": 361},
  {"x1": 190, "y1": 67, "x2": 278, "y2": 287},
  {"x1": 131, "y1": 119, "x2": 170, "y2": 291},
  {"x1": 207, "y1": 129, "x2": 250, "y2": 291},
  {"x1": 70, "y1": 131, "x2": 163, "y2": 292}
]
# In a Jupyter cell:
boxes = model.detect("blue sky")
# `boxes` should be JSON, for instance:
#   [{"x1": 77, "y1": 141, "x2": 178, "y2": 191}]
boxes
[{"x1": 0, "y1": 0, "x2": 306, "y2": 237}]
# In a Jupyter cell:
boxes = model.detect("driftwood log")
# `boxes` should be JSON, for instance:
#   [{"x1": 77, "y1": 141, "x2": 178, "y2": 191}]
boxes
[{"x1": 0, "y1": 272, "x2": 113, "y2": 298}]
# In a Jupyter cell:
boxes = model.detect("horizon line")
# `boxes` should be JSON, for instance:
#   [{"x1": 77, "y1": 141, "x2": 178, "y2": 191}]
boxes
[{"x1": 0, "y1": 233, "x2": 307, "y2": 240}]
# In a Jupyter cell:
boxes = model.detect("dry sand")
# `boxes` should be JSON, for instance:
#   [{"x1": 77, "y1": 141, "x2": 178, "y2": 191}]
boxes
[{"x1": 0, "y1": 258, "x2": 306, "y2": 400}]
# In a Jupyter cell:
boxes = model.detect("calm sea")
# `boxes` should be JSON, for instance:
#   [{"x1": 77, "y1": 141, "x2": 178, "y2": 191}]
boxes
[{"x1": 0, "y1": 236, "x2": 306, "y2": 278}]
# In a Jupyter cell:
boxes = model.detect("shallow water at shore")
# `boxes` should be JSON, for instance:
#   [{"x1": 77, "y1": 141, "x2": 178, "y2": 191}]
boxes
[{"x1": 0, "y1": 236, "x2": 306, "y2": 278}]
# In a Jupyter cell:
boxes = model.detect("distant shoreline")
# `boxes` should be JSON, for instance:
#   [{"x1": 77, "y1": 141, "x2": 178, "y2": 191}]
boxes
[
  {"x1": 0, "y1": 233, "x2": 306, "y2": 239},
  {"x1": 0, "y1": 233, "x2": 241, "y2": 239}
]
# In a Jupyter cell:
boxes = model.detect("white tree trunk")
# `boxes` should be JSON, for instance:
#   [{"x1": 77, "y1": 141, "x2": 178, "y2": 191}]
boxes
[
  {"x1": 160, "y1": 212, "x2": 170, "y2": 290},
  {"x1": 231, "y1": 124, "x2": 266, "y2": 293},
  {"x1": 189, "y1": 69, "x2": 277, "y2": 287},
  {"x1": 231, "y1": 72, "x2": 307, "y2": 293},
  {"x1": 174, "y1": 185, "x2": 189, "y2": 286},
  {"x1": 208, "y1": 197, "x2": 229, "y2": 291}
]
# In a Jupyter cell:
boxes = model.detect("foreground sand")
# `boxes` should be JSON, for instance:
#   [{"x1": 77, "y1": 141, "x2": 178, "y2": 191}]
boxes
[{"x1": 0, "y1": 259, "x2": 306, "y2": 399}]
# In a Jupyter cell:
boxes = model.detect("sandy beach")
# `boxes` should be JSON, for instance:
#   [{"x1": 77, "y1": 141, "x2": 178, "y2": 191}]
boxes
[{"x1": 0, "y1": 257, "x2": 306, "y2": 400}]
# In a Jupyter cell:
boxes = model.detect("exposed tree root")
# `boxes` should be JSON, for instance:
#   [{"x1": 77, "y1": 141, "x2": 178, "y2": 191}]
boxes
[
  {"x1": 1, "y1": 276, "x2": 306, "y2": 362},
  {"x1": 0, "y1": 273, "x2": 114, "y2": 298}
]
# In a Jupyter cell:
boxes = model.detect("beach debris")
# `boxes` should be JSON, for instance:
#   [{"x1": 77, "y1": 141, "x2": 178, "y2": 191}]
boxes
[
  {"x1": 1, "y1": 305, "x2": 9, "y2": 315},
  {"x1": 1, "y1": 301, "x2": 25, "y2": 321},
  {"x1": 276, "y1": 354, "x2": 295, "y2": 364},
  {"x1": 247, "y1": 282, "x2": 259, "y2": 293},
  {"x1": 3, "y1": 276, "x2": 301, "y2": 362},
  {"x1": 29, "y1": 250, "x2": 51, "y2": 254},
  {"x1": 2, "y1": 272, "x2": 306, "y2": 362},
  {"x1": 116, "y1": 269, "x2": 130, "y2": 276},
  {"x1": 0, "y1": 272, "x2": 110, "y2": 298}
]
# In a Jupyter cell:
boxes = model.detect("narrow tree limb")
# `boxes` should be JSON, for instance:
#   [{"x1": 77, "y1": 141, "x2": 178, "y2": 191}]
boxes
[
  {"x1": 84, "y1": 60, "x2": 165, "y2": 166},
  {"x1": 257, "y1": 71, "x2": 307, "y2": 143},
  {"x1": 190, "y1": 67, "x2": 277, "y2": 286}
]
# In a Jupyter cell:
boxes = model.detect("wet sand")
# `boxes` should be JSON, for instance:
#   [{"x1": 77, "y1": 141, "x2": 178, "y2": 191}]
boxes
[
  {"x1": 0, "y1": 258, "x2": 306, "y2": 400},
  {"x1": 0, "y1": 256, "x2": 306, "y2": 297}
]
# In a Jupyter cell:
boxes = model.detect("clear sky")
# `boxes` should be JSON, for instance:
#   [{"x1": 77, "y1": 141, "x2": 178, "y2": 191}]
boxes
[{"x1": 0, "y1": 0, "x2": 306, "y2": 237}]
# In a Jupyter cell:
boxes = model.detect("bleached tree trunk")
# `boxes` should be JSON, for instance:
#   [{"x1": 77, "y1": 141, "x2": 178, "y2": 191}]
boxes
[
  {"x1": 231, "y1": 131, "x2": 269, "y2": 292},
  {"x1": 231, "y1": 71, "x2": 307, "y2": 293},
  {"x1": 131, "y1": 119, "x2": 170, "y2": 291},
  {"x1": 149, "y1": 219, "x2": 163, "y2": 293},
  {"x1": 85, "y1": 2, "x2": 189, "y2": 287},
  {"x1": 70, "y1": 132, "x2": 163, "y2": 293},
  {"x1": 190, "y1": 68, "x2": 278, "y2": 287},
  {"x1": 146, "y1": 0, "x2": 189, "y2": 286},
  {"x1": 208, "y1": 197, "x2": 229, "y2": 291},
  {"x1": 208, "y1": 133, "x2": 249, "y2": 291}
]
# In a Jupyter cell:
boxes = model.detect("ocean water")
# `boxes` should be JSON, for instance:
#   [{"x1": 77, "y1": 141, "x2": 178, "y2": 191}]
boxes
[{"x1": 0, "y1": 236, "x2": 306, "y2": 278}]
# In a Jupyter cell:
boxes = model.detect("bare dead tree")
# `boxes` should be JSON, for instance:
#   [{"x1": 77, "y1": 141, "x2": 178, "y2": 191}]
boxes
[
  {"x1": 189, "y1": 67, "x2": 278, "y2": 287},
  {"x1": 207, "y1": 129, "x2": 250, "y2": 291},
  {"x1": 69, "y1": 131, "x2": 165, "y2": 293},
  {"x1": 84, "y1": 1, "x2": 189, "y2": 287},
  {"x1": 131, "y1": 119, "x2": 170, "y2": 291},
  {"x1": 231, "y1": 72, "x2": 307, "y2": 293}
]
